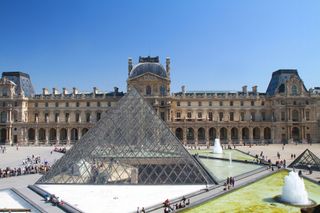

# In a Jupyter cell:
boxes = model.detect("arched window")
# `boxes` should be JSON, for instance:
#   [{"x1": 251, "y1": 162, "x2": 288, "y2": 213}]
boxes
[
  {"x1": 39, "y1": 128, "x2": 46, "y2": 141},
  {"x1": 60, "y1": 128, "x2": 67, "y2": 141},
  {"x1": 71, "y1": 128, "x2": 78, "y2": 142},
  {"x1": 186, "y1": 128, "x2": 194, "y2": 141},
  {"x1": 253, "y1": 127, "x2": 260, "y2": 140},
  {"x1": 209, "y1": 128, "x2": 216, "y2": 141},
  {"x1": 231, "y1": 128, "x2": 238, "y2": 140},
  {"x1": 264, "y1": 127, "x2": 271, "y2": 140},
  {"x1": 175, "y1": 128, "x2": 183, "y2": 141},
  {"x1": 220, "y1": 127, "x2": 227, "y2": 141},
  {"x1": 242, "y1": 127, "x2": 249, "y2": 140},
  {"x1": 198, "y1": 128, "x2": 205, "y2": 142},
  {"x1": 49, "y1": 128, "x2": 57, "y2": 141},
  {"x1": 291, "y1": 85, "x2": 298, "y2": 96},
  {"x1": 146, "y1": 85, "x2": 151, "y2": 95},
  {"x1": 28, "y1": 128, "x2": 35, "y2": 141}
]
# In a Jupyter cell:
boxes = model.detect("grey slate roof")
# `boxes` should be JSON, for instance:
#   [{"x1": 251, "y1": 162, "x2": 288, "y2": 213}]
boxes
[{"x1": 129, "y1": 63, "x2": 167, "y2": 78}]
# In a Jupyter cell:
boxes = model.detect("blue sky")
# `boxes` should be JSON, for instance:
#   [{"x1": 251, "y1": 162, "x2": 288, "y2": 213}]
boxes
[{"x1": 1, "y1": 0, "x2": 320, "y2": 93}]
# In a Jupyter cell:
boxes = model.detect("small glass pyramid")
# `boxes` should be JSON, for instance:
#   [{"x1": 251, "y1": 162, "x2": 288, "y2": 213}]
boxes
[
  {"x1": 289, "y1": 149, "x2": 320, "y2": 171},
  {"x1": 37, "y1": 88, "x2": 214, "y2": 185}
]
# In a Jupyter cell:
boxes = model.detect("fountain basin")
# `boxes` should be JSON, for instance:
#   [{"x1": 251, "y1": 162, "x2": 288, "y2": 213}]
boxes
[{"x1": 273, "y1": 195, "x2": 317, "y2": 208}]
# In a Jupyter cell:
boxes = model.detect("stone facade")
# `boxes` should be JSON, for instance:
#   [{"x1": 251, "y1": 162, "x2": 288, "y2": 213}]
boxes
[{"x1": 1, "y1": 57, "x2": 320, "y2": 146}]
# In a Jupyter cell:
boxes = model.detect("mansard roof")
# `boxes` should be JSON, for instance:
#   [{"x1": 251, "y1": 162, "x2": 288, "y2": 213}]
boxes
[
  {"x1": 2, "y1": 71, "x2": 35, "y2": 97},
  {"x1": 266, "y1": 69, "x2": 308, "y2": 96}
]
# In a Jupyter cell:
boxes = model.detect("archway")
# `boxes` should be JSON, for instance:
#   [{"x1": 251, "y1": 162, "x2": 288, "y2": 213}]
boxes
[
  {"x1": 253, "y1": 127, "x2": 260, "y2": 140},
  {"x1": 175, "y1": 128, "x2": 183, "y2": 141},
  {"x1": 198, "y1": 128, "x2": 205, "y2": 144},
  {"x1": 292, "y1": 127, "x2": 300, "y2": 142},
  {"x1": 242, "y1": 127, "x2": 249, "y2": 143},
  {"x1": 220, "y1": 127, "x2": 227, "y2": 143},
  {"x1": 60, "y1": 128, "x2": 67, "y2": 142},
  {"x1": 28, "y1": 128, "x2": 35, "y2": 141},
  {"x1": 231, "y1": 128, "x2": 238, "y2": 143},
  {"x1": 292, "y1": 110, "x2": 299, "y2": 122},
  {"x1": 0, "y1": 128, "x2": 6, "y2": 144},
  {"x1": 71, "y1": 128, "x2": 78, "y2": 142},
  {"x1": 186, "y1": 128, "x2": 194, "y2": 144},
  {"x1": 49, "y1": 128, "x2": 57, "y2": 141},
  {"x1": 39, "y1": 128, "x2": 46, "y2": 142}
]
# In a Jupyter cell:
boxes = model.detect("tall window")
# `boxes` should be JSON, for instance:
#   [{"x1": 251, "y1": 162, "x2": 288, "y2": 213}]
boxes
[
  {"x1": 65, "y1": 113, "x2": 70, "y2": 123},
  {"x1": 281, "y1": 111, "x2": 285, "y2": 121},
  {"x1": 230, "y1": 112, "x2": 234, "y2": 121},
  {"x1": 187, "y1": 112, "x2": 192, "y2": 119},
  {"x1": 76, "y1": 102, "x2": 80, "y2": 107},
  {"x1": 209, "y1": 101, "x2": 212, "y2": 106},
  {"x1": 240, "y1": 112, "x2": 245, "y2": 121},
  {"x1": 240, "y1": 101, "x2": 244, "y2": 106},
  {"x1": 97, "y1": 102, "x2": 101, "y2": 107},
  {"x1": 261, "y1": 112, "x2": 266, "y2": 121},
  {"x1": 55, "y1": 102, "x2": 59, "y2": 107},
  {"x1": 292, "y1": 85, "x2": 298, "y2": 96},
  {"x1": 198, "y1": 112, "x2": 202, "y2": 119},
  {"x1": 87, "y1": 102, "x2": 90, "y2": 107},
  {"x1": 177, "y1": 101, "x2": 180, "y2": 106},
  {"x1": 230, "y1": 101, "x2": 233, "y2": 106},
  {"x1": 55, "y1": 113, "x2": 59, "y2": 123},
  {"x1": 306, "y1": 111, "x2": 310, "y2": 121},
  {"x1": 0, "y1": 112, "x2": 7, "y2": 123},
  {"x1": 45, "y1": 113, "x2": 49, "y2": 123},
  {"x1": 251, "y1": 112, "x2": 255, "y2": 121},
  {"x1": 219, "y1": 101, "x2": 223, "y2": 106},
  {"x1": 86, "y1": 113, "x2": 91, "y2": 123},
  {"x1": 76, "y1": 113, "x2": 80, "y2": 123},
  {"x1": 208, "y1": 112, "x2": 213, "y2": 121},
  {"x1": 198, "y1": 101, "x2": 202, "y2": 106},
  {"x1": 188, "y1": 101, "x2": 191, "y2": 107},
  {"x1": 219, "y1": 112, "x2": 223, "y2": 121},
  {"x1": 251, "y1": 101, "x2": 254, "y2": 106},
  {"x1": 176, "y1": 112, "x2": 181, "y2": 118},
  {"x1": 146, "y1": 85, "x2": 151, "y2": 95}
]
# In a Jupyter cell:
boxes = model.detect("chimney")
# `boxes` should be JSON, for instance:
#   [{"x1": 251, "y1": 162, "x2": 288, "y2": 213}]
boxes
[
  {"x1": 181, "y1": 85, "x2": 186, "y2": 94},
  {"x1": 72, "y1": 87, "x2": 78, "y2": 95},
  {"x1": 52, "y1": 88, "x2": 59, "y2": 95},
  {"x1": 252, "y1": 85, "x2": 257, "y2": 93},
  {"x1": 42, "y1": 88, "x2": 49, "y2": 95},
  {"x1": 242, "y1": 85, "x2": 247, "y2": 94},
  {"x1": 114, "y1": 87, "x2": 119, "y2": 94},
  {"x1": 128, "y1": 58, "x2": 133, "y2": 76},
  {"x1": 166, "y1": 57, "x2": 171, "y2": 78},
  {"x1": 93, "y1": 87, "x2": 98, "y2": 95},
  {"x1": 62, "y1": 88, "x2": 68, "y2": 96}
]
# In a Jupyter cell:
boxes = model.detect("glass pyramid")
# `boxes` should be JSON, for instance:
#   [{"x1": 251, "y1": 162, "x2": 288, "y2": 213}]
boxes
[
  {"x1": 37, "y1": 88, "x2": 214, "y2": 185},
  {"x1": 288, "y1": 149, "x2": 320, "y2": 171}
]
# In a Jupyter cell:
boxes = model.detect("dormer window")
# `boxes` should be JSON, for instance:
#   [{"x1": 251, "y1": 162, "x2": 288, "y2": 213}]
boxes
[
  {"x1": 146, "y1": 85, "x2": 151, "y2": 95},
  {"x1": 291, "y1": 85, "x2": 298, "y2": 96}
]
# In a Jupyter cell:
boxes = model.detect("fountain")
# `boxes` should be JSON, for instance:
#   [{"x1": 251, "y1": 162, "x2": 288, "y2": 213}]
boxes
[
  {"x1": 213, "y1": 138, "x2": 223, "y2": 154},
  {"x1": 274, "y1": 171, "x2": 316, "y2": 207}
]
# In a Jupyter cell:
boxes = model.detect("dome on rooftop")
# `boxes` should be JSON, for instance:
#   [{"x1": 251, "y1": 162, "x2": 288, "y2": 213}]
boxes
[{"x1": 129, "y1": 62, "x2": 167, "y2": 78}]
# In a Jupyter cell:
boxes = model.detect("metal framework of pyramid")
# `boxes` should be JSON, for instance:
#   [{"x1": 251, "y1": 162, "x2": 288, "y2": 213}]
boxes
[
  {"x1": 37, "y1": 88, "x2": 214, "y2": 185},
  {"x1": 288, "y1": 149, "x2": 320, "y2": 171}
]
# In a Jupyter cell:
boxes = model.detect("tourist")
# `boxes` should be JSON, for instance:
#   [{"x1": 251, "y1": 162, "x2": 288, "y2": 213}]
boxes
[
  {"x1": 141, "y1": 207, "x2": 145, "y2": 213},
  {"x1": 298, "y1": 170, "x2": 302, "y2": 176},
  {"x1": 137, "y1": 207, "x2": 140, "y2": 213},
  {"x1": 186, "y1": 199, "x2": 190, "y2": 206}
]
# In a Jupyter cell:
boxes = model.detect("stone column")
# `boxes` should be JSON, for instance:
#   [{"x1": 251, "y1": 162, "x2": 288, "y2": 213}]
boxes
[
  {"x1": 194, "y1": 128, "x2": 198, "y2": 147},
  {"x1": 67, "y1": 128, "x2": 71, "y2": 145},
  {"x1": 56, "y1": 128, "x2": 60, "y2": 145},
  {"x1": 35, "y1": 128, "x2": 39, "y2": 145},
  {"x1": 183, "y1": 127, "x2": 187, "y2": 145},
  {"x1": 227, "y1": 127, "x2": 231, "y2": 144},
  {"x1": 205, "y1": 128, "x2": 210, "y2": 148},
  {"x1": 261, "y1": 128, "x2": 265, "y2": 144},
  {"x1": 249, "y1": 127, "x2": 253, "y2": 144},
  {"x1": 45, "y1": 128, "x2": 49, "y2": 145},
  {"x1": 78, "y1": 128, "x2": 82, "y2": 140}
]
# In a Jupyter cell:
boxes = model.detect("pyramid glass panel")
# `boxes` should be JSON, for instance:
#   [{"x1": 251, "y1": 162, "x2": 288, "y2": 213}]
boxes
[
  {"x1": 289, "y1": 149, "x2": 320, "y2": 171},
  {"x1": 37, "y1": 88, "x2": 214, "y2": 185}
]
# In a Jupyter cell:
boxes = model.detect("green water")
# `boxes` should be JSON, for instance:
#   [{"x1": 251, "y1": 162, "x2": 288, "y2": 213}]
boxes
[
  {"x1": 199, "y1": 158, "x2": 264, "y2": 182},
  {"x1": 183, "y1": 170, "x2": 320, "y2": 213},
  {"x1": 189, "y1": 149, "x2": 255, "y2": 161}
]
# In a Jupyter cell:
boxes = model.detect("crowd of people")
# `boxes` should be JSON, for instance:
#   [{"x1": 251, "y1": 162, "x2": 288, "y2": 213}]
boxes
[
  {"x1": 0, "y1": 155, "x2": 50, "y2": 178},
  {"x1": 53, "y1": 147, "x2": 67, "y2": 154},
  {"x1": 162, "y1": 197, "x2": 191, "y2": 213},
  {"x1": 224, "y1": 177, "x2": 235, "y2": 191}
]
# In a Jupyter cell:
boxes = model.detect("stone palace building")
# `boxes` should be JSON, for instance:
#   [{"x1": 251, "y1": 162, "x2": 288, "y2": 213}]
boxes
[{"x1": 1, "y1": 56, "x2": 320, "y2": 146}]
